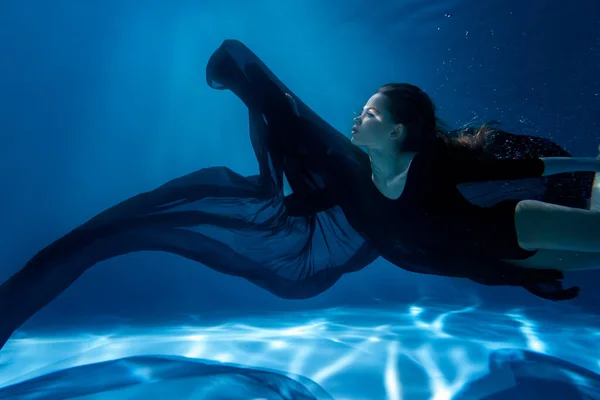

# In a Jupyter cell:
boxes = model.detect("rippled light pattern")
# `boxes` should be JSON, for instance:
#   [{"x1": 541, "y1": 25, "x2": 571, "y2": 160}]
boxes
[{"x1": 0, "y1": 305, "x2": 599, "y2": 399}]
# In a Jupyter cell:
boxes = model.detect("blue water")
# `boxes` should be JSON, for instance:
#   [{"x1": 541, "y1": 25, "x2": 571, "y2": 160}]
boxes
[{"x1": 1, "y1": 0, "x2": 599, "y2": 398}]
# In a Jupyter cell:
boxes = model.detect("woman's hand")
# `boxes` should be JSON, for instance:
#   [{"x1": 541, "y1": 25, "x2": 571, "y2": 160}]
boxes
[{"x1": 285, "y1": 93, "x2": 300, "y2": 116}]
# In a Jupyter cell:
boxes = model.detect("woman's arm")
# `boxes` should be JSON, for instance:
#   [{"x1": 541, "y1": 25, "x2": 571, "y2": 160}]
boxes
[
  {"x1": 446, "y1": 156, "x2": 546, "y2": 183},
  {"x1": 448, "y1": 156, "x2": 598, "y2": 184},
  {"x1": 541, "y1": 157, "x2": 600, "y2": 176}
]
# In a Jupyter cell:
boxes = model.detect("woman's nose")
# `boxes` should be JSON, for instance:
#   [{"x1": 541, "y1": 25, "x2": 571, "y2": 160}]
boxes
[{"x1": 353, "y1": 115, "x2": 361, "y2": 123}]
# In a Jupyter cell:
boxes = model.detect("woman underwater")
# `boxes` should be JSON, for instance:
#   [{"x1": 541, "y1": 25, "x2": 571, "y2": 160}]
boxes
[{"x1": 0, "y1": 39, "x2": 597, "y2": 350}]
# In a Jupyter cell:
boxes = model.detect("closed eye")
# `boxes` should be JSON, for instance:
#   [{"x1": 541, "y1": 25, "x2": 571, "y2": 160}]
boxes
[{"x1": 354, "y1": 109, "x2": 375, "y2": 118}]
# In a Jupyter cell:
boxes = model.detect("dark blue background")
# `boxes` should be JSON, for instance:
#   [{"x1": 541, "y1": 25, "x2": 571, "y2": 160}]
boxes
[{"x1": 0, "y1": 0, "x2": 598, "y2": 329}]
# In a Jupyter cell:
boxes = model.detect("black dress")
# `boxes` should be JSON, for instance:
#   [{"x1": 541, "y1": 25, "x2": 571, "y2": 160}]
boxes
[{"x1": 0, "y1": 39, "x2": 592, "y2": 350}]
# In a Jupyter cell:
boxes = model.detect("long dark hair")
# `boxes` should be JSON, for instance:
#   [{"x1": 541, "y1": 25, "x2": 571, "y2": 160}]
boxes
[{"x1": 377, "y1": 83, "x2": 494, "y2": 158}]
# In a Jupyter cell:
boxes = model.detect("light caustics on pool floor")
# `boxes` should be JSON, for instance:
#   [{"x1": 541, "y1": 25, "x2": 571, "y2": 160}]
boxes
[{"x1": 0, "y1": 304, "x2": 598, "y2": 399}]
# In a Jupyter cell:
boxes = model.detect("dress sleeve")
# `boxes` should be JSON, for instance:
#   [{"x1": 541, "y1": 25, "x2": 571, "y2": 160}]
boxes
[{"x1": 446, "y1": 156, "x2": 546, "y2": 184}]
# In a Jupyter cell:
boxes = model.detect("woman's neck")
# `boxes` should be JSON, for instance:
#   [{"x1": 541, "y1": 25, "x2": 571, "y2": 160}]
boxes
[{"x1": 368, "y1": 147, "x2": 415, "y2": 185}]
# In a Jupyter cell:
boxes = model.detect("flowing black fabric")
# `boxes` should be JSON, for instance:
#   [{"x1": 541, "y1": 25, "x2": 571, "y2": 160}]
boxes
[{"x1": 0, "y1": 39, "x2": 593, "y2": 350}]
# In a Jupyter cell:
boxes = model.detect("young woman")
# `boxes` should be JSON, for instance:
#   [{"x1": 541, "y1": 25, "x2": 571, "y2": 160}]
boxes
[
  {"x1": 0, "y1": 39, "x2": 594, "y2": 352},
  {"x1": 346, "y1": 83, "x2": 600, "y2": 277}
]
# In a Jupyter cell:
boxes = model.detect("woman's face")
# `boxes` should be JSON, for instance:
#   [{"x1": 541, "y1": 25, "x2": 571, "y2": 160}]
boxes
[{"x1": 351, "y1": 93, "x2": 403, "y2": 150}]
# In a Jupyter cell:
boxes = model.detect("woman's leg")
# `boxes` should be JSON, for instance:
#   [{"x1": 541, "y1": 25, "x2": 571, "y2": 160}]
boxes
[
  {"x1": 505, "y1": 158, "x2": 600, "y2": 271},
  {"x1": 514, "y1": 200, "x2": 600, "y2": 253},
  {"x1": 509, "y1": 163, "x2": 600, "y2": 271}
]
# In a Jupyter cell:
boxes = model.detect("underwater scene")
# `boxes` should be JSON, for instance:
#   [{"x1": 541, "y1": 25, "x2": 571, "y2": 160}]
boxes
[{"x1": 1, "y1": 0, "x2": 600, "y2": 399}]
